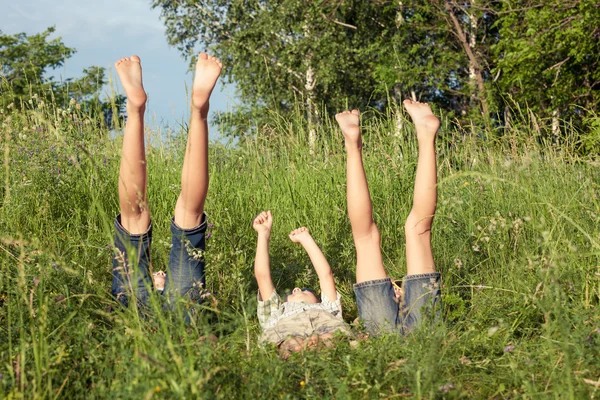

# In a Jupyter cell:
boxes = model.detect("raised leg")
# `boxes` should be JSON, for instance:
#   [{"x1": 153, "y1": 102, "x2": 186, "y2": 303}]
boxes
[
  {"x1": 167, "y1": 53, "x2": 222, "y2": 301},
  {"x1": 111, "y1": 55, "x2": 151, "y2": 307},
  {"x1": 115, "y1": 55, "x2": 150, "y2": 234},
  {"x1": 174, "y1": 52, "x2": 222, "y2": 229},
  {"x1": 335, "y1": 110, "x2": 386, "y2": 283},
  {"x1": 402, "y1": 100, "x2": 440, "y2": 276}
]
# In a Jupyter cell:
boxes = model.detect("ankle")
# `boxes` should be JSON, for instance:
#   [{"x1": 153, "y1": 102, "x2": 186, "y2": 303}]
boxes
[
  {"x1": 126, "y1": 103, "x2": 146, "y2": 115},
  {"x1": 344, "y1": 140, "x2": 363, "y2": 152},
  {"x1": 191, "y1": 102, "x2": 209, "y2": 119},
  {"x1": 191, "y1": 108, "x2": 209, "y2": 121}
]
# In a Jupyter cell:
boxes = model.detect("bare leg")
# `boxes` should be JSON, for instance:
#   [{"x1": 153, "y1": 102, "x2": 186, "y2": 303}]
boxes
[
  {"x1": 174, "y1": 52, "x2": 222, "y2": 229},
  {"x1": 335, "y1": 110, "x2": 386, "y2": 283},
  {"x1": 402, "y1": 100, "x2": 440, "y2": 275},
  {"x1": 115, "y1": 55, "x2": 150, "y2": 234}
]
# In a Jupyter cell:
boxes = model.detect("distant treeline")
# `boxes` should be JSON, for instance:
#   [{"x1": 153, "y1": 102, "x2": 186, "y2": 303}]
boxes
[{"x1": 153, "y1": 0, "x2": 599, "y2": 138}]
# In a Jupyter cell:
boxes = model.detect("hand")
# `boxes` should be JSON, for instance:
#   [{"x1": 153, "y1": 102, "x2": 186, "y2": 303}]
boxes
[
  {"x1": 253, "y1": 211, "x2": 273, "y2": 234},
  {"x1": 289, "y1": 227, "x2": 311, "y2": 244}
]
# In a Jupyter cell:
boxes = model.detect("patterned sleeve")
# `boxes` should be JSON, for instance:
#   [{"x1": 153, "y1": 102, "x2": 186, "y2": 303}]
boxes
[
  {"x1": 256, "y1": 290, "x2": 283, "y2": 328},
  {"x1": 320, "y1": 291, "x2": 343, "y2": 319}
]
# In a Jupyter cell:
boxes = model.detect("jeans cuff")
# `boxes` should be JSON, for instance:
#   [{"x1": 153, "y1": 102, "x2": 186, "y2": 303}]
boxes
[
  {"x1": 114, "y1": 214, "x2": 152, "y2": 238},
  {"x1": 353, "y1": 277, "x2": 392, "y2": 289},
  {"x1": 170, "y1": 213, "x2": 208, "y2": 234}
]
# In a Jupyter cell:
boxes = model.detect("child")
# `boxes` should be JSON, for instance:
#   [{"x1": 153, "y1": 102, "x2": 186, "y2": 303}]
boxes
[
  {"x1": 335, "y1": 100, "x2": 442, "y2": 335},
  {"x1": 111, "y1": 53, "x2": 222, "y2": 307},
  {"x1": 252, "y1": 211, "x2": 351, "y2": 354}
]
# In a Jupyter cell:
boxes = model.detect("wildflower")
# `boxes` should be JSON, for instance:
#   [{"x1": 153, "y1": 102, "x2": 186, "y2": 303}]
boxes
[
  {"x1": 206, "y1": 232, "x2": 212, "y2": 239},
  {"x1": 69, "y1": 98, "x2": 76, "y2": 106},
  {"x1": 453, "y1": 258, "x2": 463, "y2": 269},
  {"x1": 459, "y1": 355, "x2": 471, "y2": 365},
  {"x1": 300, "y1": 381, "x2": 306, "y2": 387},
  {"x1": 472, "y1": 244, "x2": 480, "y2": 252},
  {"x1": 488, "y1": 326, "x2": 499, "y2": 336},
  {"x1": 504, "y1": 345, "x2": 515, "y2": 353},
  {"x1": 439, "y1": 383, "x2": 453, "y2": 393}
]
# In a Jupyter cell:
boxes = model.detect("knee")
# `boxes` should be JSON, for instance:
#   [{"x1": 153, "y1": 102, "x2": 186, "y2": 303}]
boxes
[
  {"x1": 404, "y1": 212, "x2": 432, "y2": 238},
  {"x1": 354, "y1": 224, "x2": 381, "y2": 247}
]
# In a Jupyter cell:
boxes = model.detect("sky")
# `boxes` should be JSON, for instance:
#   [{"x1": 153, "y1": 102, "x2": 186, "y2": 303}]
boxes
[{"x1": 1, "y1": 0, "x2": 236, "y2": 139}]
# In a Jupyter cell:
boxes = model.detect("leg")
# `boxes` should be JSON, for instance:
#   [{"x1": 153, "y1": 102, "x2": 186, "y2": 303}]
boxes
[
  {"x1": 174, "y1": 52, "x2": 222, "y2": 229},
  {"x1": 401, "y1": 100, "x2": 442, "y2": 330},
  {"x1": 336, "y1": 110, "x2": 398, "y2": 335},
  {"x1": 116, "y1": 56, "x2": 150, "y2": 234},
  {"x1": 335, "y1": 110, "x2": 386, "y2": 283},
  {"x1": 111, "y1": 55, "x2": 152, "y2": 306},
  {"x1": 167, "y1": 53, "x2": 221, "y2": 300},
  {"x1": 402, "y1": 100, "x2": 439, "y2": 276}
]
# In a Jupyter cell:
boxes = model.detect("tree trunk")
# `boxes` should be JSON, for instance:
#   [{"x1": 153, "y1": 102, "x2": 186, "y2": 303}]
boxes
[
  {"x1": 504, "y1": 106, "x2": 511, "y2": 134},
  {"x1": 303, "y1": 20, "x2": 318, "y2": 153},
  {"x1": 396, "y1": 1, "x2": 405, "y2": 26},
  {"x1": 305, "y1": 64, "x2": 317, "y2": 153},
  {"x1": 468, "y1": 0, "x2": 478, "y2": 109},
  {"x1": 552, "y1": 109, "x2": 560, "y2": 144},
  {"x1": 393, "y1": 85, "x2": 403, "y2": 138},
  {"x1": 443, "y1": 0, "x2": 490, "y2": 119}
]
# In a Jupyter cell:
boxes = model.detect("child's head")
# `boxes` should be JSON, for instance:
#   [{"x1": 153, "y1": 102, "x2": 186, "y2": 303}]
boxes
[{"x1": 285, "y1": 287, "x2": 319, "y2": 304}]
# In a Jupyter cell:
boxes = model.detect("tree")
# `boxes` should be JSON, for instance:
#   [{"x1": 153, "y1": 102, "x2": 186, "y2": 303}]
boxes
[
  {"x1": 492, "y1": 0, "x2": 600, "y2": 137},
  {"x1": 0, "y1": 27, "x2": 122, "y2": 128},
  {"x1": 153, "y1": 0, "x2": 401, "y2": 138}
]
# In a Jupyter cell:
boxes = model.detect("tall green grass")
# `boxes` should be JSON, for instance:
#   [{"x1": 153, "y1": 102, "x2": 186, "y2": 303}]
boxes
[{"x1": 1, "y1": 98, "x2": 599, "y2": 398}]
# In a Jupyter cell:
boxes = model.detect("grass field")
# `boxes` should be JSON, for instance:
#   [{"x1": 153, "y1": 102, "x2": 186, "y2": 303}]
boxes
[{"x1": 1, "y1": 101, "x2": 599, "y2": 398}]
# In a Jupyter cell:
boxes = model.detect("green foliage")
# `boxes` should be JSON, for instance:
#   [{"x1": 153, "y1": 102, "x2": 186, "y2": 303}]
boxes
[
  {"x1": 0, "y1": 27, "x2": 123, "y2": 128},
  {"x1": 1, "y1": 100, "x2": 600, "y2": 397},
  {"x1": 154, "y1": 0, "x2": 600, "y2": 139},
  {"x1": 492, "y1": 0, "x2": 600, "y2": 126}
]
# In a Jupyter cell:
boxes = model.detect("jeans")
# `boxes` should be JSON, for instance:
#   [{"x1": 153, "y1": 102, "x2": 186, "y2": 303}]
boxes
[
  {"x1": 111, "y1": 213, "x2": 207, "y2": 307},
  {"x1": 353, "y1": 273, "x2": 442, "y2": 336}
]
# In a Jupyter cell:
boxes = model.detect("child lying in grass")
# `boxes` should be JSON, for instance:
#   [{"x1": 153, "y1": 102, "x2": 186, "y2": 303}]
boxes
[
  {"x1": 111, "y1": 52, "x2": 221, "y2": 307},
  {"x1": 336, "y1": 101, "x2": 442, "y2": 336},
  {"x1": 252, "y1": 211, "x2": 351, "y2": 356}
]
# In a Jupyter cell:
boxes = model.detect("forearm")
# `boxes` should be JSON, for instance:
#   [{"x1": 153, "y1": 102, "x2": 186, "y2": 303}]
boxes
[
  {"x1": 300, "y1": 236, "x2": 332, "y2": 278},
  {"x1": 255, "y1": 233, "x2": 274, "y2": 299}
]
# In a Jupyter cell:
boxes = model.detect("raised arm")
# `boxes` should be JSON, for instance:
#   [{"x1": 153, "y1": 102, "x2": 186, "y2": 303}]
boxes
[
  {"x1": 289, "y1": 227, "x2": 337, "y2": 301},
  {"x1": 253, "y1": 211, "x2": 275, "y2": 300}
]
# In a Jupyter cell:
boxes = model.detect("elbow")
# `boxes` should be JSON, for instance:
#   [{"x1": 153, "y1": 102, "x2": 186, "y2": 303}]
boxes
[{"x1": 317, "y1": 269, "x2": 333, "y2": 280}]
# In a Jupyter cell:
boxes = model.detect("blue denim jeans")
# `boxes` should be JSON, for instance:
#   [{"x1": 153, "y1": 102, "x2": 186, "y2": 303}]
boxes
[
  {"x1": 111, "y1": 213, "x2": 207, "y2": 307},
  {"x1": 353, "y1": 273, "x2": 441, "y2": 336},
  {"x1": 111, "y1": 215, "x2": 152, "y2": 308}
]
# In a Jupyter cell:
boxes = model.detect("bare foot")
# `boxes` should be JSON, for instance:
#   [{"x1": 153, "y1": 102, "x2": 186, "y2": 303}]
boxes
[
  {"x1": 335, "y1": 109, "x2": 361, "y2": 148},
  {"x1": 152, "y1": 271, "x2": 166, "y2": 292},
  {"x1": 402, "y1": 100, "x2": 440, "y2": 140},
  {"x1": 115, "y1": 55, "x2": 147, "y2": 110},
  {"x1": 192, "y1": 52, "x2": 223, "y2": 116}
]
